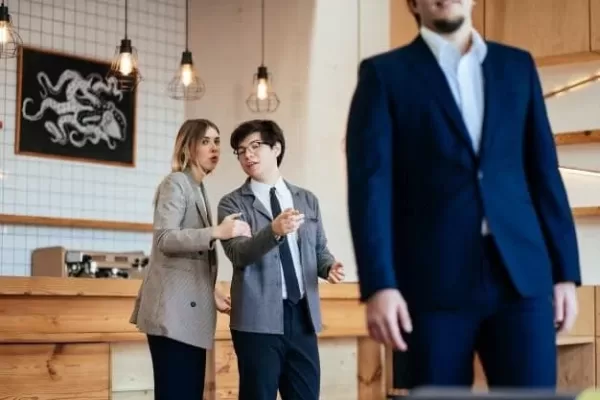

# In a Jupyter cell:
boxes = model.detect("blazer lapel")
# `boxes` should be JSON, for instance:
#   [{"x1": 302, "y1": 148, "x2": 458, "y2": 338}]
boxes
[
  {"x1": 405, "y1": 37, "x2": 475, "y2": 159},
  {"x1": 200, "y1": 183, "x2": 213, "y2": 226},
  {"x1": 183, "y1": 170, "x2": 210, "y2": 227}
]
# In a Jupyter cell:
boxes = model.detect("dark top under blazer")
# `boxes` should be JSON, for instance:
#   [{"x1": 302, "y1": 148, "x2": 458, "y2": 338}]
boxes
[{"x1": 345, "y1": 36, "x2": 581, "y2": 310}]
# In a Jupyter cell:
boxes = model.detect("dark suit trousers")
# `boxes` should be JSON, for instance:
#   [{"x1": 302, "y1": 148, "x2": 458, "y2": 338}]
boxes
[
  {"x1": 403, "y1": 236, "x2": 557, "y2": 389},
  {"x1": 231, "y1": 298, "x2": 320, "y2": 400},
  {"x1": 147, "y1": 334, "x2": 206, "y2": 400}
]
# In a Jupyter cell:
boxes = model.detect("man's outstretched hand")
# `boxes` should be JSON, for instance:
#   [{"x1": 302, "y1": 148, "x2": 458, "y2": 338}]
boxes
[{"x1": 366, "y1": 288, "x2": 413, "y2": 351}]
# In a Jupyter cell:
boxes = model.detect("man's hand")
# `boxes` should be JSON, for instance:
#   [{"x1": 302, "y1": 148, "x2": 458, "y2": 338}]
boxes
[
  {"x1": 366, "y1": 288, "x2": 412, "y2": 351},
  {"x1": 271, "y1": 208, "x2": 304, "y2": 236},
  {"x1": 554, "y1": 282, "x2": 578, "y2": 334},
  {"x1": 215, "y1": 289, "x2": 231, "y2": 315},
  {"x1": 327, "y1": 262, "x2": 345, "y2": 283}
]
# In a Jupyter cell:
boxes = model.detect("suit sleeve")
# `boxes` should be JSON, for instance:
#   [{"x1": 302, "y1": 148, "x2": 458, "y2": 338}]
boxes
[
  {"x1": 154, "y1": 174, "x2": 214, "y2": 254},
  {"x1": 313, "y1": 198, "x2": 336, "y2": 279},
  {"x1": 523, "y1": 53, "x2": 581, "y2": 285},
  {"x1": 217, "y1": 194, "x2": 282, "y2": 268},
  {"x1": 346, "y1": 59, "x2": 397, "y2": 301}
]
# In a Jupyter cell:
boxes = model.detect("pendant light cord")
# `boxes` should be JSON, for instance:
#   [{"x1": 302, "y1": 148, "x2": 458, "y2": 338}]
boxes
[
  {"x1": 185, "y1": 0, "x2": 189, "y2": 51},
  {"x1": 124, "y1": 0, "x2": 128, "y2": 39},
  {"x1": 261, "y1": 0, "x2": 265, "y2": 66}
]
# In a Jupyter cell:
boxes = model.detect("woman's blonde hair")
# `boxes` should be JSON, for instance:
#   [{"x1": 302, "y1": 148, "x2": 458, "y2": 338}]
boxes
[{"x1": 171, "y1": 118, "x2": 220, "y2": 172}]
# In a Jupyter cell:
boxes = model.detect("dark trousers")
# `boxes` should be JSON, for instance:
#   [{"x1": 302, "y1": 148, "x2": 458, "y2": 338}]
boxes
[
  {"x1": 401, "y1": 236, "x2": 557, "y2": 389},
  {"x1": 231, "y1": 298, "x2": 320, "y2": 400},
  {"x1": 147, "y1": 334, "x2": 207, "y2": 400}
]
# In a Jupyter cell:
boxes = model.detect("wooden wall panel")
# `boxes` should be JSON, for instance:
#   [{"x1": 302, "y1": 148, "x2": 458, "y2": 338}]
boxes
[
  {"x1": 557, "y1": 342, "x2": 596, "y2": 391},
  {"x1": 484, "y1": 0, "x2": 590, "y2": 59},
  {"x1": 0, "y1": 296, "x2": 136, "y2": 341},
  {"x1": 111, "y1": 342, "x2": 154, "y2": 394},
  {"x1": 0, "y1": 343, "x2": 110, "y2": 400},
  {"x1": 592, "y1": 0, "x2": 600, "y2": 51}
]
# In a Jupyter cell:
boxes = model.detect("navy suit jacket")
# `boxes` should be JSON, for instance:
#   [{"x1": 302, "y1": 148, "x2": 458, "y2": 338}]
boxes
[{"x1": 345, "y1": 36, "x2": 581, "y2": 310}]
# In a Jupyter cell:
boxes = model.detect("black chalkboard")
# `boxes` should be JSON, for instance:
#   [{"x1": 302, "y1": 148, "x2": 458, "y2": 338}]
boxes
[{"x1": 15, "y1": 46, "x2": 137, "y2": 167}]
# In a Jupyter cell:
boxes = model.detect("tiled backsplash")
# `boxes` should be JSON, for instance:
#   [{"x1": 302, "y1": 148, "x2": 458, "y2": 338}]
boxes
[{"x1": 0, "y1": 0, "x2": 187, "y2": 275}]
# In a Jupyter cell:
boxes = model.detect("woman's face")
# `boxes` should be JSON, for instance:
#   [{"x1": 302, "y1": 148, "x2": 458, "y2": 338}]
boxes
[{"x1": 193, "y1": 127, "x2": 221, "y2": 174}]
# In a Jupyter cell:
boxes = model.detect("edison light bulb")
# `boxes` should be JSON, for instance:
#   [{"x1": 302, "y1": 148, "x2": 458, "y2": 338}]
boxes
[
  {"x1": 0, "y1": 22, "x2": 8, "y2": 44},
  {"x1": 180, "y1": 63, "x2": 193, "y2": 86},
  {"x1": 256, "y1": 78, "x2": 268, "y2": 100},
  {"x1": 118, "y1": 52, "x2": 133, "y2": 76}
]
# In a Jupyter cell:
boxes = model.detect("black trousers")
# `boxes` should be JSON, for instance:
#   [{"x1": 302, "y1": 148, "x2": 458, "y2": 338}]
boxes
[
  {"x1": 231, "y1": 298, "x2": 320, "y2": 400},
  {"x1": 147, "y1": 334, "x2": 207, "y2": 400}
]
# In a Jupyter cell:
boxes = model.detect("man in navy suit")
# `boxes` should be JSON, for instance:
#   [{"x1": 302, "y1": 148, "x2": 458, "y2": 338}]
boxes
[{"x1": 345, "y1": 0, "x2": 581, "y2": 389}]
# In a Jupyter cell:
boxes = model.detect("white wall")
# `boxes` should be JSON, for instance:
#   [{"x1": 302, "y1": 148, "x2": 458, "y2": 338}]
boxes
[
  {"x1": 539, "y1": 61, "x2": 600, "y2": 284},
  {"x1": 0, "y1": 0, "x2": 186, "y2": 275},
  {"x1": 187, "y1": 0, "x2": 389, "y2": 282}
]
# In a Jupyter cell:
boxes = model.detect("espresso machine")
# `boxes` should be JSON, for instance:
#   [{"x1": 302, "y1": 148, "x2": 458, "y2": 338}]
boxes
[{"x1": 31, "y1": 246, "x2": 149, "y2": 279}]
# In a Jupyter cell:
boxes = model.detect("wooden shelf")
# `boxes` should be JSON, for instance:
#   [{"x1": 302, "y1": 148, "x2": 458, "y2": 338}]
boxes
[
  {"x1": 556, "y1": 335, "x2": 595, "y2": 346},
  {"x1": 555, "y1": 130, "x2": 600, "y2": 146},
  {"x1": 536, "y1": 51, "x2": 600, "y2": 68},
  {"x1": 572, "y1": 207, "x2": 600, "y2": 218},
  {"x1": 0, "y1": 213, "x2": 153, "y2": 232}
]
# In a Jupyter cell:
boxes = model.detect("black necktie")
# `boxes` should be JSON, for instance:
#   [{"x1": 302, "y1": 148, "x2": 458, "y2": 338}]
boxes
[{"x1": 270, "y1": 187, "x2": 302, "y2": 303}]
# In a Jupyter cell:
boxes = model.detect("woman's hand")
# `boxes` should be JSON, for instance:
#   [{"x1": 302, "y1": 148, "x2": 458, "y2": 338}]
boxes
[
  {"x1": 215, "y1": 289, "x2": 231, "y2": 315},
  {"x1": 213, "y1": 213, "x2": 251, "y2": 240}
]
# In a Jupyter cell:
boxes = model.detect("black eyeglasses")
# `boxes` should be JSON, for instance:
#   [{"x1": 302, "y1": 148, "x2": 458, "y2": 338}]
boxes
[{"x1": 233, "y1": 140, "x2": 268, "y2": 157}]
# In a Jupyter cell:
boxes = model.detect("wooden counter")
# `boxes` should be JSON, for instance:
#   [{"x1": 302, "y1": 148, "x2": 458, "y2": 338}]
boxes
[
  {"x1": 0, "y1": 277, "x2": 596, "y2": 399},
  {"x1": 0, "y1": 277, "x2": 381, "y2": 400}
]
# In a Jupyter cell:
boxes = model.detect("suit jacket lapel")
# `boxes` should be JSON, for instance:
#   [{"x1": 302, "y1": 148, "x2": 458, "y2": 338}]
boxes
[
  {"x1": 240, "y1": 179, "x2": 272, "y2": 221},
  {"x1": 405, "y1": 36, "x2": 475, "y2": 159},
  {"x1": 479, "y1": 49, "x2": 499, "y2": 160}
]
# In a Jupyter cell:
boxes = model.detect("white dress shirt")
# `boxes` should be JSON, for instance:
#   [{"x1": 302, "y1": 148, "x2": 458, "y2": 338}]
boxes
[
  {"x1": 420, "y1": 26, "x2": 489, "y2": 234},
  {"x1": 250, "y1": 177, "x2": 305, "y2": 299}
]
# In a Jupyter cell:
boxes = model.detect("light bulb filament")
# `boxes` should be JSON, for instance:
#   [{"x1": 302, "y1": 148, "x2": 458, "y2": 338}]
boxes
[
  {"x1": 119, "y1": 52, "x2": 133, "y2": 76},
  {"x1": 0, "y1": 22, "x2": 9, "y2": 44},
  {"x1": 180, "y1": 63, "x2": 193, "y2": 86},
  {"x1": 257, "y1": 78, "x2": 268, "y2": 100}
]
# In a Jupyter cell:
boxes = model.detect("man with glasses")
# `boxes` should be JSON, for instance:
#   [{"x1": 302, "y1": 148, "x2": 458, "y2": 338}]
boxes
[{"x1": 217, "y1": 119, "x2": 345, "y2": 400}]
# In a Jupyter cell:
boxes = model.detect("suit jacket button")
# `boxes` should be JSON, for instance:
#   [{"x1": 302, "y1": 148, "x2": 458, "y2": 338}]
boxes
[{"x1": 190, "y1": 301, "x2": 196, "y2": 307}]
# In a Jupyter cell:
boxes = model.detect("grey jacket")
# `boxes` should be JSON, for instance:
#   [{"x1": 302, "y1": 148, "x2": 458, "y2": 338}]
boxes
[
  {"x1": 130, "y1": 171, "x2": 219, "y2": 349},
  {"x1": 217, "y1": 179, "x2": 335, "y2": 334}
]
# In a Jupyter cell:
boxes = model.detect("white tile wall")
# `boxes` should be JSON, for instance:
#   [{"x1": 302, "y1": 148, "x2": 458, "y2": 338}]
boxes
[{"x1": 0, "y1": 0, "x2": 187, "y2": 275}]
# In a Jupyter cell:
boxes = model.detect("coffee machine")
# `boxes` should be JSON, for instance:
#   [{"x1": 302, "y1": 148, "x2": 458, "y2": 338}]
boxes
[{"x1": 31, "y1": 246, "x2": 149, "y2": 279}]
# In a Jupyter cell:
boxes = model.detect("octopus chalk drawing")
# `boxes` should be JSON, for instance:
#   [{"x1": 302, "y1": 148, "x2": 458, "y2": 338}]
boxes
[{"x1": 21, "y1": 70, "x2": 128, "y2": 150}]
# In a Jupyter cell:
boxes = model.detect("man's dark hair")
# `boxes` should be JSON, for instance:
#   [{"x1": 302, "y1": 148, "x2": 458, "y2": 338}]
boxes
[
  {"x1": 230, "y1": 119, "x2": 286, "y2": 166},
  {"x1": 407, "y1": 0, "x2": 421, "y2": 26}
]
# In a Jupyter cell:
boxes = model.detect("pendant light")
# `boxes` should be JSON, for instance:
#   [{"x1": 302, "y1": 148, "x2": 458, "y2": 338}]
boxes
[
  {"x1": 0, "y1": 0, "x2": 22, "y2": 59},
  {"x1": 167, "y1": 0, "x2": 205, "y2": 100},
  {"x1": 107, "y1": 0, "x2": 142, "y2": 92},
  {"x1": 246, "y1": 0, "x2": 280, "y2": 113}
]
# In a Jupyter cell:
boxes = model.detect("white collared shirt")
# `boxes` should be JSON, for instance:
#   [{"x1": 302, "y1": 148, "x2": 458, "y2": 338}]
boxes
[
  {"x1": 250, "y1": 177, "x2": 305, "y2": 299},
  {"x1": 420, "y1": 26, "x2": 489, "y2": 234}
]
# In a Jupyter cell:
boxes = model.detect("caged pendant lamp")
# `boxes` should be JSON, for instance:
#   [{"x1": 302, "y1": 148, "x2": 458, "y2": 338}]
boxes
[
  {"x1": 246, "y1": 0, "x2": 280, "y2": 113},
  {"x1": 167, "y1": 0, "x2": 205, "y2": 100},
  {"x1": 0, "y1": 0, "x2": 22, "y2": 59},
  {"x1": 107, "y1": 0, "x2": 142, "y2": 92}
]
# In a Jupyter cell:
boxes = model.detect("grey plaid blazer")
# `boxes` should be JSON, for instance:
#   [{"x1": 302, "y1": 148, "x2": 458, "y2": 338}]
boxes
[{"x1": 130, "y1": 170, "x2": 219, "y2": 349}]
